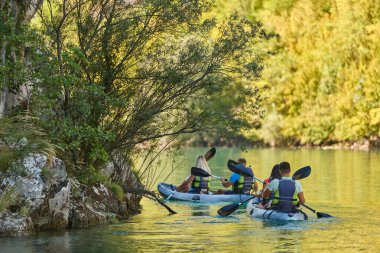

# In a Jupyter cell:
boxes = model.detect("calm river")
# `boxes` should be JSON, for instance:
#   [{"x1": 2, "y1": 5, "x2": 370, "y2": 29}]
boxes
[{"x1": 1, "y1": 148, "x2": 380, "y2": 252}]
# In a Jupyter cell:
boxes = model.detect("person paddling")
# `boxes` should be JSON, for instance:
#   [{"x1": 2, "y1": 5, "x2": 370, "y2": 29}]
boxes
[
  {"x1": 176, "y1": 155, "x2": 210, "y2": 194},
  {"x1": 215, "y1": 158, "x2": 258, "y2": 195},
  {"x1": 261, "y1": 161, "x2": 305, "y2": 213},
  {"x1": 257, "y1": 164, "x2": 281, "y2": 208}
]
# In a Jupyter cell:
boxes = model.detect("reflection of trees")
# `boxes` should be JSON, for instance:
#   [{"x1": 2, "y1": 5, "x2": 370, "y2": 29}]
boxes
[{"x1": 191, "y1": 204, "x2": 210, "y2": 217}]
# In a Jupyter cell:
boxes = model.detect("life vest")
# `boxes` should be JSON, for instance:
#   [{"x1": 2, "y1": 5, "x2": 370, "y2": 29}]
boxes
[
  {"x1": 191, "y1": 176, "x2": 209, "y2": 192},
  {"x1": 272, "y1": 179, "x2": 298, "y2": 213},
  {"x1": 232, "y1": 167, "x2": 253, "y2": 194}
]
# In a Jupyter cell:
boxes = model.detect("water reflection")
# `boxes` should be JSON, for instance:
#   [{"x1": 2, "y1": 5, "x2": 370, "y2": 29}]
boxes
[
  {"x1": 191, "y1": 205, "x2": 210, "y2": 217},
  {"x1": 1, "y1": 148, "x2": 380, "y2": 253}
]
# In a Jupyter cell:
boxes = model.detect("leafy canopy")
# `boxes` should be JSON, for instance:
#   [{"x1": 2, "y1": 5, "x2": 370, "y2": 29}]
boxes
[{"x1": 25, "y1": 0, "x2": 273, "y2": 177}]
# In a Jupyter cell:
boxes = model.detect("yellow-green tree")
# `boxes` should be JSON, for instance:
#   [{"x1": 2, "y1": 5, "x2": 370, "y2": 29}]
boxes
[{"x1": 215, "y1": 0, "x2": 380, "y2": 145}]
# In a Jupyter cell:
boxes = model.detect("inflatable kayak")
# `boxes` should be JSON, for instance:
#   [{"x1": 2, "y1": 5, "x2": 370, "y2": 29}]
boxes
[
  {"x1": 246, "y1": 199, "x2": 308, "y2": 221},
  {"x1": 158, "y1": 183, "x2": 252, "y2": 203}
]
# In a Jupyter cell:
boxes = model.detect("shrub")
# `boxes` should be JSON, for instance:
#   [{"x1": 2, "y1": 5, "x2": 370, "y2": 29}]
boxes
[
  {"x1": 0, "y1": 115, "x2": 57, "y2": 173},
  {"x1": 110, "y1": 184, "x2": 125, "y2": 201}
]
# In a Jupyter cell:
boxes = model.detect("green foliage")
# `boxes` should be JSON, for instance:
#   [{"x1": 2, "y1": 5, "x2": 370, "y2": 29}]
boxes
[
  {"x1": 0, "y1": 186, "x2": 17, "y2": 213},
  {"x1": 216, "y1": 0, "x2": 380, "y2": 145},
  {"x1": 0, "y1": 115, "x2": 57, "y2": 172},
  {"x1": 109, "y1": 184, "x2": 124, "y2": 201},
  {"x1": 76, "y1": 166, "x2": 108, "y2": 185},
  {"x1": 41, "y1": 168, "x2": 53, "y2": 182},
  {"x1": 24, "y1": 0, "x2": 272, "y2": 181},
  {"x1": 0, "y1": 9, "x2": 37, "y2": 91},
  {"x1": 18, "y1": 206, "x2": 29, "y2": 216}
]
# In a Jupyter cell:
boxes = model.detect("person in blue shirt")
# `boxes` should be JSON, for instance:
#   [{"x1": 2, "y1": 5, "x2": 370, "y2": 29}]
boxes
[{"x1": 214, "y1": 158, "x2": 258, "y2": 195}]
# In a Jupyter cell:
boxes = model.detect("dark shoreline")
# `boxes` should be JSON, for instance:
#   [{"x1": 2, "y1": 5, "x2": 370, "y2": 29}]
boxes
[{"x1": 183, "y1": 137, "x2": 380, "y2": 151}]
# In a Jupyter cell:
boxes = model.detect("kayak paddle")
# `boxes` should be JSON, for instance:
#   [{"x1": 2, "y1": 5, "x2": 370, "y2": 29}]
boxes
[
  {"x1": 291, "y1": 166, "x2": 332, "y2": 218},
  {"x1": 217, "y1": 196, "x2": 258, "y2": 216},
  {"x1": 292, "y1": 166, "x2": 311, "y2": 180},
  {"x1": 227, "y1": 160, "x2": 265, "y2": 183},
  {"x1": 191, "y1": 167, "x2": 221, "y2": 179},
  {"x1": 204, "y1": 147, "x2": 216, "y2": 161},
  {"x1": 286, "y1": 165, "x2": 333, "y2": 217},
  {"x1": 167, "y1": 148, "x2": 216, "y2": 200},
  {"x1": 217, "y1": 165, "x2": 312, "y2": 217},
  {"x1": 301, "y1": 204, "x2": 333, "y2": 218}
]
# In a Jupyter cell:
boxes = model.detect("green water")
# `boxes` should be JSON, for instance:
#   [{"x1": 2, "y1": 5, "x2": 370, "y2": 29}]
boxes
[{"x1": 1, "y1": 148, "x2": 380, "y2": 252}]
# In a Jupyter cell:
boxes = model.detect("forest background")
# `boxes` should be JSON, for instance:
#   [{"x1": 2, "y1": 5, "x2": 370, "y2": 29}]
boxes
[
  {"x1": 193, "y1": 0, "x2": 380, "y2": 148},
  {"x1": 1, "y1": 0, "x2": 379, "y2": 188}
]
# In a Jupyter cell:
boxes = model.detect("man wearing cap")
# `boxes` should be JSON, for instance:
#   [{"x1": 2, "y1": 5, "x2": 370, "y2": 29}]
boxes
[{"x1": 261, "y1": 161, "x2": 305, "y2": 213}]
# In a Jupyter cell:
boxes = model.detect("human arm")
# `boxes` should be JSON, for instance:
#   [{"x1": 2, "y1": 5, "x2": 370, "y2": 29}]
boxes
[
  {"x1": 253, "y1": 181, "x2": 258, "y2": 192},
  {"x1": 262, "y1": 179, "x2": 278, "y2": 198},
  {"x1": 221, "y1": 177, "x2": 233, "y2": 188},
  {"x1": 176, "y1": 175, "x2": 195, "y2": 192},
  {"x1": 295, "y1": 180, "x2": 305, "y2": 204},
  {"x1": 184, "y1": 175, "x2": 195, "y2": 185},
  {"x1": 220, "y1": 173, "x2": 240, "y2": 188},
  {"x1": 298, "y1": 192, "x2": 305, "y2": 205}
]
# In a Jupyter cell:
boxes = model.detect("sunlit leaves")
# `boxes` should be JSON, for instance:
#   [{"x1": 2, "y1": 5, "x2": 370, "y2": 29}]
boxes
[
  {"x1": 25, "y1": 0, "x2": 271, "y2": 175},
  {"x1": 223, "y1": 0, "x2": 380, "y2": 145}
]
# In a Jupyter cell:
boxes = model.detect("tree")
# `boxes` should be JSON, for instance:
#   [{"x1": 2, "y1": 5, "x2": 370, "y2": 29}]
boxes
[
  {"x1": 25, "y1": 0, "x2": 272, "y2": 182},
  {"x1": 0, "y1": 0, "x2": 42, "y2": 116},
  {"x1": 219, "y1": 0, "x2": 380, "y2": 146}
]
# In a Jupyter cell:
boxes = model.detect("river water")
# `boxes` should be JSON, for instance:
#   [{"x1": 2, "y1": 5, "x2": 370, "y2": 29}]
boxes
[{"x1": 1, "y1": 148, "x2": 380, "y2": 252}]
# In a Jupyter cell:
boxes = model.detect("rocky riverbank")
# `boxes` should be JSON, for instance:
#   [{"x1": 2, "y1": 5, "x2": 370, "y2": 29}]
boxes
[{"x1": 0, "y1": 154, "x2": 143, "y2": 237}]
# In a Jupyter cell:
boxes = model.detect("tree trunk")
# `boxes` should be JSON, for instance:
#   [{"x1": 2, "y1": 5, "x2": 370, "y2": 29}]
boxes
[{"x1": 0, "y1": 0, "x2": 42, "y2": 118}]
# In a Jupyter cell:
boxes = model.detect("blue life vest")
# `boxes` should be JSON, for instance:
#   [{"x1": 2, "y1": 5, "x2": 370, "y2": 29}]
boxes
[
  {"x1": 232, "y1": 167, "x2": 253, "y2": 194},
  {"x1": 272, "y1": 179, "x2": 298, "y2": 213}
]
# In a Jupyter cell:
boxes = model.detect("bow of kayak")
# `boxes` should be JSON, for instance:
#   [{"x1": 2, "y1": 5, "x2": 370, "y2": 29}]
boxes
[{"x1": 246, "y1": 199, "x2": 308, "y2": 221}]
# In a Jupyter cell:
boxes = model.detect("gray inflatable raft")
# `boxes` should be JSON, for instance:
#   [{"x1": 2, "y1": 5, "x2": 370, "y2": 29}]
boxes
[
  {"x1": 246, "y1": 199, "x2": 308, "y2": 221},
  {"x1": 158, "y1": 183, "x2": 252, "y2": 203}
]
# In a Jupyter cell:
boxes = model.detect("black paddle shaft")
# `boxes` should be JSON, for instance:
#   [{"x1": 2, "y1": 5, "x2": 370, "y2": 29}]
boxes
[
  {"x1": 301, "y1": 204, "x2": 333, "y2": 218},
  {"x1": 218, "y1": 196, "x2": 257, "y2": 216}
]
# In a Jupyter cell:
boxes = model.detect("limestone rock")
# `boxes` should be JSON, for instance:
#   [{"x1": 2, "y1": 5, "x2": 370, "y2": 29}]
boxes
[
  {"x1": 0, "y1": 153, "x2": 142, "y2": 237},
  {"x1": 0, "y1": 212, "x2": 34, "y2": 236}
]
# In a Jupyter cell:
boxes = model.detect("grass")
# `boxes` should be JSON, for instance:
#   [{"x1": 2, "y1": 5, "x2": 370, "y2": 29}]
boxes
[
  {"x1": 0, "y1": 115, "x2": 57, "y2": 173},
  {"x1": 0, "y1": 186, "x2": 17, "y2": 213},
  {"x1": 18, "y1": 206, "x2": 29, "y2": 216},
  {"x1": 109, "y1": 183, "x2": 125, "y2": 201}
]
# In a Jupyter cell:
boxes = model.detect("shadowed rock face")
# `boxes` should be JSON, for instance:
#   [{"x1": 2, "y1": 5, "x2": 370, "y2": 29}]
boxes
[{"x1": 0, "y1": 153, "x2": 142, "y2": 236}]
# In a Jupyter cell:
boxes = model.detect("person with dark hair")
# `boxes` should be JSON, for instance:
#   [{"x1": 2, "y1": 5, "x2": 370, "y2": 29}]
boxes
[
  {"x1": 263, "y1": 164, "x2": 281, "y2": 189},
  {"x1": 214, "y1": 158, "x2": 258, "y2": 195},
  {"x1": 261, "y1": 161, "x2": 305, "y2": 213},
  {"x1": 257, "y1": 164, "x2": 281, "y2": 208}
]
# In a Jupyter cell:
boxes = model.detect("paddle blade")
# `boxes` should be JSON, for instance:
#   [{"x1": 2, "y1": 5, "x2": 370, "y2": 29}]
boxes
[
  {"x1": 317, "y1": 212, "x2": 333, "y2": 219},
  {"x1": 204, "y1": 147, "x2": 216, "y2": 161},
  {"x1": 227, "y1": 160, "x2": 253, "y2": 177},
  {"x1": 191, "y1": 167, "x2": 211, "y2": 177},
  {"x1": 217, "y1": 203, "x2": 240, "y2": 217},
  {"x1": 292, "y1": 166, "x2": 311, "y2": 180}
]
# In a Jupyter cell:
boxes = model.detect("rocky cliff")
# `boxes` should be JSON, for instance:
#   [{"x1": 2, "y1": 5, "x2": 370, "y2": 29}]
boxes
[{"x1": 0, "y1": 153, "x2": 143, "y2": 236}]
